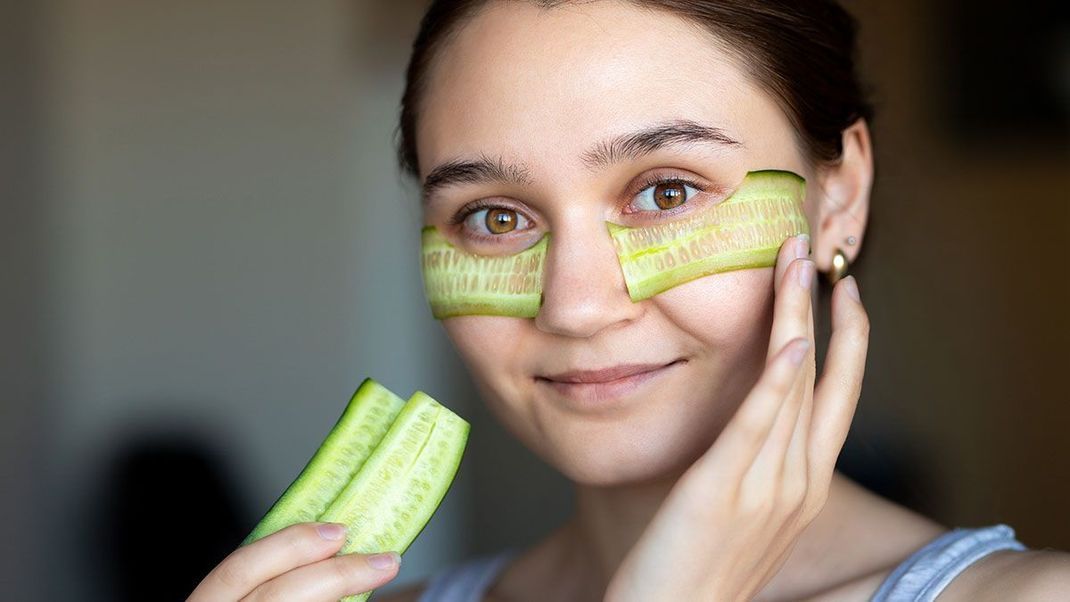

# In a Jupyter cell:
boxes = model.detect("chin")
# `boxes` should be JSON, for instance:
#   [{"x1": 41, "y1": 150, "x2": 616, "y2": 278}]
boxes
[
  {"x1": 472, "y1": 362, "x2": 749, "y2": 490},
  {"x1": 527, "y1": 402, "x2": 725, "y2": 488}
]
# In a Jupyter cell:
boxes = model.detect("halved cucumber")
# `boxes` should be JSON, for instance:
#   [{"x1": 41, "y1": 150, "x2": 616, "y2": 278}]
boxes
[
  {"x1": 607, "y1": 169, "x2": 809, "y2": 301},
  {"x1": 420, "y1": 225, "x2": 549, "y2": 319},
  {"x1": 241, "y1": 380, "x2": 470, "y2": 602},
  {"x1": 242, "y1": 378, "x2": 407, "y2": 545}
]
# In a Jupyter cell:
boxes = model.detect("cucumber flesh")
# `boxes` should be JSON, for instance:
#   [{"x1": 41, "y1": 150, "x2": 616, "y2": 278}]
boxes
[
  {"x1": 319, "y1": 392, "x2": 468, "y2": 553},
  {"x1": 242, "y1": 378, "x2": 407, "y2": 545},
  {"x1": 420, "y1": 225, "x2": 548, "y2": 319},
  {"x1": 242, "y1": 381, "x2": 470, "y2": 602},
  {"x1": 418, "y1": 170, "x2": 807, "y2": 318},
  {"x1": 607, "y1": 169, "x2": 809, "y2": 301},
  {"x1": 319, "y1": 391, "x2": 470, "y2": 602}
]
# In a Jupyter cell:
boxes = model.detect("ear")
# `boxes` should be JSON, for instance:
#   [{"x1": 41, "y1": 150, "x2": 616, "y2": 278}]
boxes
[{"x1": 811, "y1": 118, "x2": 872, "y2": 276}]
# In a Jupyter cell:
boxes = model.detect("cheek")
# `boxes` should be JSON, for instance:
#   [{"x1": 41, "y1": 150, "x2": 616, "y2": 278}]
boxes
[
  {"x1": 439, "y1": 268, "x2": 778, "y2": 486},
  {"x1": 441, "y1": 316, "x2": 545, "y2": 442},
  {"x1": 651, "y1": 267, "x2": 775, "y2": 352}
]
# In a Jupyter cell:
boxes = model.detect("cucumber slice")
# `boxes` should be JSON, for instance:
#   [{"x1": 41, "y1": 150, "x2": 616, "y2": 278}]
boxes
[
  {"x1": 319, "y1": 391, "x2": 470, "y2": 602},
  {"x1": 607, "y1": 169, "x2": 809, "y2": 301},
  {"x1": 242, "y1": 378, "x2": 407, "y2": 545},
  {"x1": 242, "y1": 381, "x2": 470, "y2": 602},
  {"x1": 418, "y1": 170, "x2": 807, "y2": 318},
  {"x1": 420, "y1": 225, "x2": 549, "y2": 319}
]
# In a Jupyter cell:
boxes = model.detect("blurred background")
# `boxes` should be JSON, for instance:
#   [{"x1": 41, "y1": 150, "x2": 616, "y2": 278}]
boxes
[{"x1": 1, "y1": 0, "x2": 1066, "y2": 600}]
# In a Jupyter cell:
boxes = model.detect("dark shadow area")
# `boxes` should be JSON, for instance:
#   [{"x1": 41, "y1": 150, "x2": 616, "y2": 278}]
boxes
[
  {"x1": 86, "y1": 428, "x2": 254, "y2": 601},
  {"x1": 936, "y1": 0, "x2": 1068, "y2": 143},
  {"x1": 837, "y1": 421, "x2": 939, "y2": 517}
]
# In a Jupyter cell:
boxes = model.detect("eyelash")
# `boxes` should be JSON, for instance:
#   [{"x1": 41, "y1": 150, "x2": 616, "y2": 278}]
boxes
[
  {"x1": 625, "y1": 174, "x2": 710, "y2": 221},
  {"x1": 447, "y1": 173, "x2": 711, "y2": 242}
]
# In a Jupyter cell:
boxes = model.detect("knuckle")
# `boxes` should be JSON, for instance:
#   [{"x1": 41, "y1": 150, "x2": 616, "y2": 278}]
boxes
[
  {"x1": 733, "y1": 412, "x2": 765, "y2": 444},
  {"x1": 284, "y1": 523, "x2": 317, "y2": 550},
  {"x1": 781, "y1": 478, "x2": 808, "y2": 509},
  {"x1": 214, "y1": 551, "x2": 252, "y2": 591},
  {"x1": 740, "y1": 491, "x2": 775, "y2": 516},
  {"x1": 245, "y1": 582, "x2": 284, "y2": 602},
  {"x1": 805, "y1": 486, "x2": 830, "y2": 515},
  {"x1": 331, "y1": 554, "x2": 368, "y2": 585},
  {"x1": 853, "y1": 309, "x2": 871, "y2": 335}
]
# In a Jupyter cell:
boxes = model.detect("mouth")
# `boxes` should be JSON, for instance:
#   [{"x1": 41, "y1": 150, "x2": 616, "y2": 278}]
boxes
[{"x1": 535, "y1": 359, "x2": 687, "y2": 409}]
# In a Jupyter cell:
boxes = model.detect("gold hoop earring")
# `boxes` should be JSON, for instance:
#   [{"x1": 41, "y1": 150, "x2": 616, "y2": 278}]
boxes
[{"x1": 828, "y1": 248, "x2": 849, "y2": 285}]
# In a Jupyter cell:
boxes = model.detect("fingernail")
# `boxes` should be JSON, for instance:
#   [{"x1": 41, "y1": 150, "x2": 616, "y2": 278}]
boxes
[
  {"x1": 317, "y1": 523, "x2": 346, "y2": 541},
  {"x1": 789, "y1": 339, "x2": 811, "y2": 365},
  {"x1": 842, "y1": 275, "x2": 861, "y2": 302},
  {"x1": 797, "y1": 260, "x2": 814, "y2": 288},
  {"x1": 795, "y1": 233, "x2": 810, "y2": 259},
  {"x1": 368, "y1": 551, "x2": 401, "y2": 570}
]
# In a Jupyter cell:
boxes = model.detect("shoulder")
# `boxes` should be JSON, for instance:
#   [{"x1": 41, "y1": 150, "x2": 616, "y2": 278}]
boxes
[
  {"x1": 372, "y1": 579, "x2": 429, "y2": 602},
  {"x1": 937, "y1": 548, "x2": 1070, "y2": 602}
]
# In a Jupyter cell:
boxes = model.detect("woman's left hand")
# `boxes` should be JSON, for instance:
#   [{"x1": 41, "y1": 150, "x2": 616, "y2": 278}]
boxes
[{"x1": 604, "y1": 233, "x2": 870, "y2": 602}]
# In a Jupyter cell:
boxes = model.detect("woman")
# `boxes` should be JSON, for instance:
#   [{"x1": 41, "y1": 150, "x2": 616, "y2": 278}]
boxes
[{"x1": 191, "y1": 1, "x2": 1070, "y2": 600}]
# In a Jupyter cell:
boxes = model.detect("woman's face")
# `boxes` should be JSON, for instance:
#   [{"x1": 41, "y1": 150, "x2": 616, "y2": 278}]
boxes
[{"x1": 417, "y1": 1, "x2": 819, "y2": 486}]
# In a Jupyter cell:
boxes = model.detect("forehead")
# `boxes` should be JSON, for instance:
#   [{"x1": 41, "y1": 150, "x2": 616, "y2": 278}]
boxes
[{"x1": 415, "y1": 1, "x2": 792, "y2": 182}]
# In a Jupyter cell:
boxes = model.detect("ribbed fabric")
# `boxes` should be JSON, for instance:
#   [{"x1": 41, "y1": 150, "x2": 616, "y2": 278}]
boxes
[
  {"x1": 416, "y1": 524, "x2": 1027, "y2": 602},
  {"x1": 869, "y1": 523, "x2": 1027, "y2": 601}
]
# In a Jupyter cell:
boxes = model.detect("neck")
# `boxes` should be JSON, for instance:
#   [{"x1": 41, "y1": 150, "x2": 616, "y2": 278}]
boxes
[
  {"x1": 539, "y1": 471, "x2": 862, "y2": 601},
  {"x1": 558, "y1": 465, "x2": 689, "y2": 599}
]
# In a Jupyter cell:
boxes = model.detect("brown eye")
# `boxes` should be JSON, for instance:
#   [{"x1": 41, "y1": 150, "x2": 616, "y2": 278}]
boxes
[
  {"x1": 653, "y1": 182, "x2": 687, "y2": 209},
  {"x1": 631, "y1": 177, "x2": 703, "y2": 213},
  {"x1": 459, "y1": 205, "x2": 533, "y2": 238},
  {"x1": 486, "y1": 208, "x2": 518, "y2": 234}
]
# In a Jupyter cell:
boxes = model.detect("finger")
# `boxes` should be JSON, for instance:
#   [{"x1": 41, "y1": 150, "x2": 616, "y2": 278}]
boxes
[
  {"x1": 810, "y1": 275, "x2": 869, "y2": 488},
  {"x1": 781, "y1": 264, "x2": 817, "y2": 484},
  {"x1": 189, "y1": 523, "x2": 347, "y2": 601},
  {"x1": 750, "y1": 236, "x2": 813, "y2": 474},
  {"x1": 773, "y1": 233, "x2": 810, "y2": 298},
  {"x1": 703, "y1": 336, "x2": 810, "y2": 486},
  {"x1": 243, "y1": 551, "x2": 401, "y2": 602},
  {"x1": 744, "y1": 287, "x2": 813, "y2": 495},
  {"x1": 768, "y1": 240, "x2": 812, "y2": 367}
]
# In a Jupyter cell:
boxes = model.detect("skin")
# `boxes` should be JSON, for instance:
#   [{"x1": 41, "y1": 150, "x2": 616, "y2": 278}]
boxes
[
  {"x1": 191, "y1": 1, "x2": 1070, "y2": 599},
  {"x1": 413, "y1": 1, "x2": 888, "y2": 598}
]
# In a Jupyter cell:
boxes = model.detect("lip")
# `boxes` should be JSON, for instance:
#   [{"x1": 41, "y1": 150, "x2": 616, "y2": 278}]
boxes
[
  {"x1": 536, "y1": 359, "x2": 686, "y2": 408},
  {"x1": 542, "y1": 363, "x2": 676, "y2": 383}
]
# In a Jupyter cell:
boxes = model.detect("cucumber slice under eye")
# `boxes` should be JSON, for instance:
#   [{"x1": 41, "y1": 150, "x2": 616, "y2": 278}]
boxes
[
  {"x1": 607, "y1": 169, "x2": 810, "y2": 301},
  {"x1": 420, "y1": 225, "x2": 549, "y2": 319},
  {"x1": 418, "y1": 169, "x2": 807, "y2": 318},
  {"x1": 241, "y1": 379, "x2": 470, "y2": 602}
]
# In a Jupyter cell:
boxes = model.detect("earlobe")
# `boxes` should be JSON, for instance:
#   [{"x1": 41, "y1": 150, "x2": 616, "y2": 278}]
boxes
[{"x1": 813, "y1": 118, "x2": 873, "y2": 275}]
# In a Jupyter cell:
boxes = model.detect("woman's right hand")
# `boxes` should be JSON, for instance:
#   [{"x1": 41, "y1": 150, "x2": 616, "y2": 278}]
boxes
[{"x1": 188, "y1": 522, "x2": 401, "y2": 601}]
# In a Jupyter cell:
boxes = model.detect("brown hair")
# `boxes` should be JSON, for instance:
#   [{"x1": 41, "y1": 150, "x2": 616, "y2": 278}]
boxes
[{"x1": 394, "y1": 0, "x2": 874, "y2": 179}]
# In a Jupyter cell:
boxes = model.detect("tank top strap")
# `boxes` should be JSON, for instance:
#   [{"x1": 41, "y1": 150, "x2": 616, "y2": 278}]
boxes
[
  {"x1": 869, "y1": 523, "x2": 1028, "y2": 602},
  {"x1": 417, "y1": 547, "x2": 522, "y2": 602}
]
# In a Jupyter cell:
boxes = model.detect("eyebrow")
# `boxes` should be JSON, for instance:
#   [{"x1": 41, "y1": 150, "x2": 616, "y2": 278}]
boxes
[{"x1": 421, "y1": 119, "x2": 742, "y2": 205}]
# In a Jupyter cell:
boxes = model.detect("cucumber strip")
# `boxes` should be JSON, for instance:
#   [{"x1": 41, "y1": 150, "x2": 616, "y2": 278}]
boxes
[
  {"x1": 607, "y1": 169, "x2": 809, "y2": 301},
  {"x1": 320, "y1": 391, "x2": 470, "y2": 602},
  {"x1": 242, "y1": 378, "x2": 406, "y2": 545},
  {"x1": 420, "y1": 225, "x2": 549, "y2": 319}
]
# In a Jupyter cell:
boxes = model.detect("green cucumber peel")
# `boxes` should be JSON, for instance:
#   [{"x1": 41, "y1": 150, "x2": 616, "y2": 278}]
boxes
[
  {"x1": 241, "y1": 378, "x2": 470, "y2": 602},
  {"x1": 608, "y1": 169, "x2": 810, "y2": 301},
  {"x1": 419, "y1": 169, "x2": 808, "y2": 317}
]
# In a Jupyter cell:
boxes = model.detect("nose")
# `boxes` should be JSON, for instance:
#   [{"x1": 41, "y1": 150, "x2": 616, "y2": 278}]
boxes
[{"x1": 533, "y1": 220, "x2": 643, "y2": 338}]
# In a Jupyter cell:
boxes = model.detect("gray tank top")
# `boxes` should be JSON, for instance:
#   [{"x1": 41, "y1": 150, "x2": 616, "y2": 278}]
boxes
[{"x1": 415, "y1": 523, "x2": 1027, "y2": 602}]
